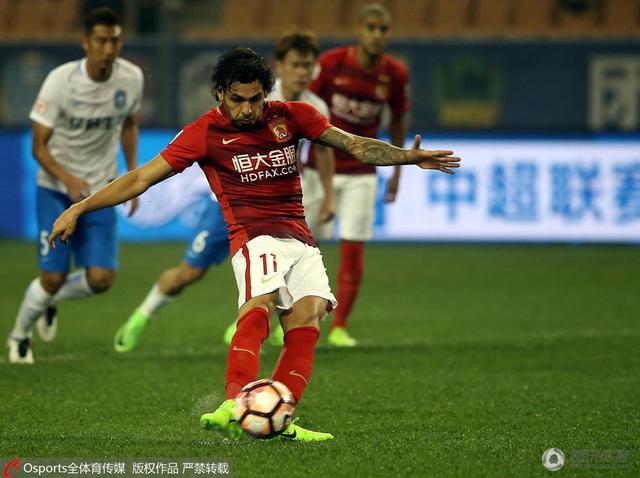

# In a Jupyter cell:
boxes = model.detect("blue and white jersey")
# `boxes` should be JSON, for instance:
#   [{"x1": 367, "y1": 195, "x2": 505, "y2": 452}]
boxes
[
  {"x1": 29, "y1": 57, "x2": 144, "y2": 194},
  {"x1": 269, "y1": 78, "x2": 329, "y2": 117}
]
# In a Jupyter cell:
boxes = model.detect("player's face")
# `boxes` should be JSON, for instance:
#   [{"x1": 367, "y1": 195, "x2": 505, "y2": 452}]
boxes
[
  {"x1": 276, "y1": 49, "x2": 316, "y2": 98},
  {"x1": 82, "y1": 24, "x2": 122, "y2": 76},
  {"x1": 220, "y1": 81, "x2": 266, "y2": 129},
  {"x1": 357, "y1": 14, "x2": 391, "y2": 57}
]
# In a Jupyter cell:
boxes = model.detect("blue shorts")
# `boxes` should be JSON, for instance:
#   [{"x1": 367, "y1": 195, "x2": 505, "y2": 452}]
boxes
[
  {"x1": 37, "y1": 186, "x2": 118, "y2": 272},
  {"x1": 183, "y1": 199, "x2": 229, "y2": 269}
]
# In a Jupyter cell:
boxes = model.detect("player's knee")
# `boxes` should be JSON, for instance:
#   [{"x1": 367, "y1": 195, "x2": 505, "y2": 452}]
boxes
[
  {"x1": 285, "y1": 300, "x2": 326, "y2": 330},
  {"x1": 40, "y1": 273, "x2": 66, "y2": 294},
  {"x1": 87, "y1": 270, "x2": 114, "y2": 293},
  {"x1": 240, "y1": 295, "x2": 278, "y2": 318},
  {"x1": 285, "y1": 314, "x2": 321, "y2": 331},
  {"x1": 180, "y1": 264, "x2": 207, "y2": 285}
]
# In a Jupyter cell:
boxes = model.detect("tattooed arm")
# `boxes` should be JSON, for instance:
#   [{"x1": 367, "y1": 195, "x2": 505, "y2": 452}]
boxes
[{"x1": 316, "y1": 126, "x2": 461, "y2": 173}]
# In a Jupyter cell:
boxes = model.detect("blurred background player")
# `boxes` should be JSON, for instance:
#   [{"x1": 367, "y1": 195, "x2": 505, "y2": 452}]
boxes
[
  {"x1": 308, "y1": 3, "x2": 409, "y2": 347},
  {"x1": 113, "y1": 194, "x2": 231, "y2": 352},
  {"x1": 46, "y1": 47, "x2": 459, "y2": 440},
  {"x1": 6, "y1": 7, "x2": 143, "y2": 364},
  {"x1": 221, "y1": 29, "x2": 336, "y2": 346},
  {"x1": 271, "y1": 30, "x2": 335, "y2": 233}
]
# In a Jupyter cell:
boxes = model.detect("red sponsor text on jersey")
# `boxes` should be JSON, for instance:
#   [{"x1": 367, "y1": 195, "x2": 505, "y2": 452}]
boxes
[{"x1": 161, "y1": 101, "x2": 331, "y2": 256}]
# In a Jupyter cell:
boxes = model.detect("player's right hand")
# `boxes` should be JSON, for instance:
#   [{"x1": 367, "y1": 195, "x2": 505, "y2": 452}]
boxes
[
  {"x1": 48, "y1": 207, "x2": 80, "y2": 248},
  {"x1": 64, "y1": 175, "x2": 91, "y2": 202}
]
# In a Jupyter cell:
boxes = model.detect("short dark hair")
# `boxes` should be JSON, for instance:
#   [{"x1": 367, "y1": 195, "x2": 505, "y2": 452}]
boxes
[
  {"x1": 357, "y1": 3, "x2": 391, "y2": 24},
  {"x1": 274, "y1": 30, "x2": 319, "y2": 61},
  {"x1": 211, "y1": 48, "x2": 274, "y2": 96},
  {"x1": 84, "y1": 7, "x2": 120, "y2": 34}
]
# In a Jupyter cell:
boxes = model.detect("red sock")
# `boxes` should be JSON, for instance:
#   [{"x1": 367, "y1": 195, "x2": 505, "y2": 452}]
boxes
[
  {"x1": 331, "y1": 240, "x2": 364, "y2": 330},
  {"x1": 272, "y1": 327, "x2": 320, "y2": 403},
  {"x1": 225, "y1": 307, "x2": 269, "y2": 399}
]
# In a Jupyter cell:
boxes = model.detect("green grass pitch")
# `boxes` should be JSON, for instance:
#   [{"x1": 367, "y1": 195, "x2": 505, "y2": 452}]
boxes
[{"x1": 1, "y1": 241, "x2": 639, "y2": 477}]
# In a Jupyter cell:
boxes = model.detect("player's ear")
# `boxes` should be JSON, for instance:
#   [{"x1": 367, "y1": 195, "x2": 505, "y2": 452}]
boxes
[{"x1": 81, "y1": 32, "x2": 90, "y2": 52}]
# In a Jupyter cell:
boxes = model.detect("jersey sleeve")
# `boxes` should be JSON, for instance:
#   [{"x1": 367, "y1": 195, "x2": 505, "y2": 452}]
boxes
[
  {"x1": 289, "y1": 102, "x2": 332, "y2": 141},
  {"x1": 309, "y1": 54, "x2": 332, "y2": 102},
  {"x1": 160, "y1": 119, "x2": 208, "y2": 172},
  {"x1": 388, "y1": 61, "x2": 410, "y2": 115},
  {"x1": 315, "y1": 96, "x2": 330, "y2": 119},
  {"x1": 129, "y1": 67, "x2": 144, "y2": 115},
  {"x1": 29, "y1": 69, "x2": 64, "y2": 129}
]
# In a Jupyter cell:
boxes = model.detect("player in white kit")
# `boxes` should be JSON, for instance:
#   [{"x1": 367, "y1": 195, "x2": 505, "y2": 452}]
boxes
[{"x1": 7, "y1": 8, "x2": 143, "y2": 364}]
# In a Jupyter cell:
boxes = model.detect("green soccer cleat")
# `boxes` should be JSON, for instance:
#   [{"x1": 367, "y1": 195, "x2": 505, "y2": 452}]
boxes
[
  {"x1": 200, "y1": 399, "x2": 242, "y2": 438},
  {"x1": 114, "y1": 308, "x2": 150, "y2": 352},
  {"x1": 277, "y1": 417, "x2": 334, "y2": 442},
  {"x1": 327, "y1": 327, "x2": 357, "y2": 347},
  {"x1": 267, "y1": 323, "x2": 284, "y2": 346},
  {"x1": 223, "y1": 321, "x2": 237, "y2": 345}
]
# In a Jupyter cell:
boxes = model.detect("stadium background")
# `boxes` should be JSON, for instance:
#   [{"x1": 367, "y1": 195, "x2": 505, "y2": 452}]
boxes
[{"x1": 1, "y1": 0, "x2": 639, "y2": 476}]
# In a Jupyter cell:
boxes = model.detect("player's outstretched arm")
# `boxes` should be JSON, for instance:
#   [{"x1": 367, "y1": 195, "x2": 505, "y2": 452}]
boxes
[
  {"x1": 48, "y1": 154, "x2": 176, "y2": 247},
  {"x1": 316, "y1": 127, "x2": 461, "y2": 173}
]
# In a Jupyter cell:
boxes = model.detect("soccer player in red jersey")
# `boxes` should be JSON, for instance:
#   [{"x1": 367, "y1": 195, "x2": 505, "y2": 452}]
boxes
[
  {"x1": 308, "y1": 3, "x2": 409, "y2": 347},
  {"x1": 48, "y1": 48, "x2": 460, "y2": 441}
]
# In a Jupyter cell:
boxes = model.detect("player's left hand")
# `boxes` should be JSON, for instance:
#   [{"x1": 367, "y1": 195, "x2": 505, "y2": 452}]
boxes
[
  {"x1": 127, "y1": 196, "x2": 139, "y2": 217},
  {"x1": 318, "y1": 196, "x2": 335, "y2": 224},
  {"x1": 408, "y1": 135, "x2": 461, "y2": 173},
  {"x1": 48, "y1": 206, "x2": 80, "y2": 248},
  {"x1": 384, "y1": 172, "x2": 400, "y2": 203}
]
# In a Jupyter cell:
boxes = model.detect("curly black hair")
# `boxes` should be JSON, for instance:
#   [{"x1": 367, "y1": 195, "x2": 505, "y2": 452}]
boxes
[{"x1": 210, "y1": 48, "x2": 274, "y2": 98}]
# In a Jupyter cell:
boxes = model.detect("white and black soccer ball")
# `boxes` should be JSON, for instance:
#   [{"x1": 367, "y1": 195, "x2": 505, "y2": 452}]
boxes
[
  {"x1": 234, "y1": 379, "x2": 296, "y2": 438},
  {"x1": 541, "y1": 448, "x2": 565, "y2": 471}
]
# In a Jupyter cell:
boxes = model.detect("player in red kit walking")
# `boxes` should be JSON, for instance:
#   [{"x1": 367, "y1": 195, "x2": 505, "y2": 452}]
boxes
[
  {"x1": 308, "y1": 3, "x2": 409, "y2": 347},
  {"x1": 48, "y1": 48, "x2": 460, "y2": 441}
]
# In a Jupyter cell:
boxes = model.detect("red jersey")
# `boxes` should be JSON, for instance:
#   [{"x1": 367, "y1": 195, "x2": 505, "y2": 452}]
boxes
[
  {"x1": 161, "y1": 101, "x2": 331, "y2": 257},
  {"x1": 309, "y1": 46, "x2": 409, "y2": 175}
]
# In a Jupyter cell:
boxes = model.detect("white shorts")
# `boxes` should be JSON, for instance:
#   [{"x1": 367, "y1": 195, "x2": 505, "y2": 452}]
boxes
[
  {"x1": 302, "y1": 168, "x2": 377, "y2": 241},
  {"x1": 231, "y1": 235, "x2": 337, "y2": 312}
]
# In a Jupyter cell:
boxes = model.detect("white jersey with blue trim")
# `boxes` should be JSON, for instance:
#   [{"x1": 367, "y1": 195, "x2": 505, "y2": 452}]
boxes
[
  {"x1": 30, "y1": 57, "x2": 144, "y2": 194},
  {"x1": 269, "y1": 78, "x2": 329, "y2": 117}
]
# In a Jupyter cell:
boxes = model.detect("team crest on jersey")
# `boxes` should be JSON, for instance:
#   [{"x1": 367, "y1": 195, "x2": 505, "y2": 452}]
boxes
[
  {"x1": 114, "y1": 89, "x2": 127, "y2": 109},
  {"x1": 269, "y1": 118, "x2": 292, "y2": 143}
]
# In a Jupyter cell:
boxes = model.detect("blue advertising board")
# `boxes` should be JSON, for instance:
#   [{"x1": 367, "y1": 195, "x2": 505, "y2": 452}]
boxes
[{"x1": 1, "y1": 130, "x2": 638, "y2": 244}]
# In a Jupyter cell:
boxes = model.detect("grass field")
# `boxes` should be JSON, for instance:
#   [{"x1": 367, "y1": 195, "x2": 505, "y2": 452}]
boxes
[{"x1": 1, "y1": 240, "x2": 639, "y2": 477}]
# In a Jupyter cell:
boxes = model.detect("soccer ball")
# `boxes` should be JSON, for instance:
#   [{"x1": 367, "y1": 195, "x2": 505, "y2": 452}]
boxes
[{"x1": 234, "y1": 379, "x2": 296, "y2": 438}]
